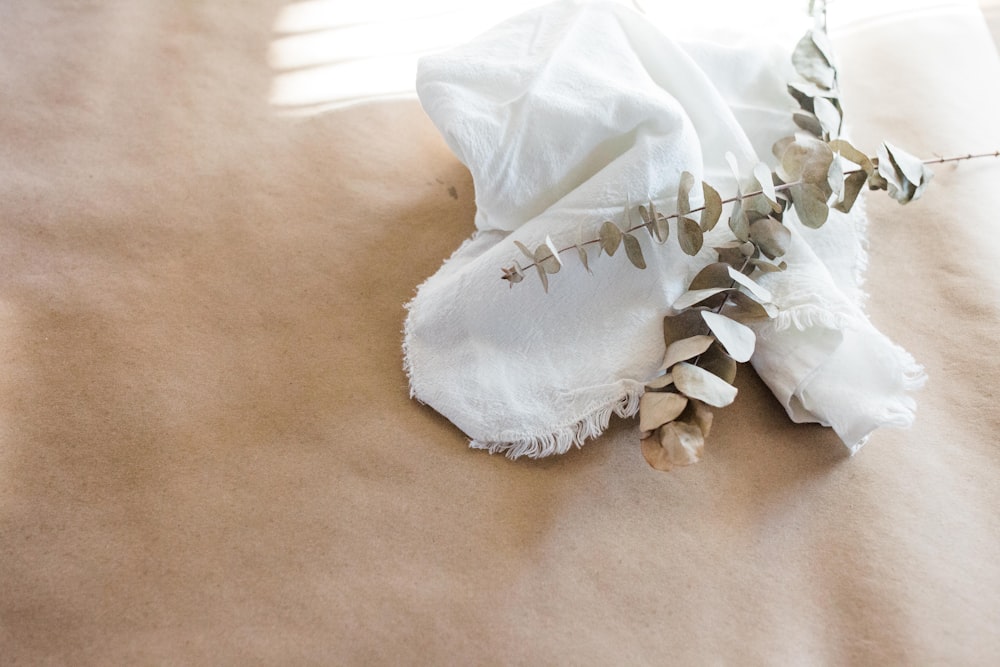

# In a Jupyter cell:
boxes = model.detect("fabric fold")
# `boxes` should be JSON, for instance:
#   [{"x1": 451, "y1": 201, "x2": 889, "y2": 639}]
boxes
[{"x1": 404, "y1": 0, "x2": 924, "y2": 457}]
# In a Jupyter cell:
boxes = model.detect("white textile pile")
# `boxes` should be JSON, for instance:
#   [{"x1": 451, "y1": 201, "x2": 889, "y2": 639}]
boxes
[{"x1": 403, "y1": 0, "x2": 925, "y2": 457}]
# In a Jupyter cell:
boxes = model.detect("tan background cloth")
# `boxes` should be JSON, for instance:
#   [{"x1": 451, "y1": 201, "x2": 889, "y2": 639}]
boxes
[{"x1": 2, "y1": 1, "x2": 999, "y2": 663}]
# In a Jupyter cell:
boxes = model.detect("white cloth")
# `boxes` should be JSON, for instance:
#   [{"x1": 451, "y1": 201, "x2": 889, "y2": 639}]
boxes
[{"x1": 404, "y1": 0, "x2": 925, "y2": 457}]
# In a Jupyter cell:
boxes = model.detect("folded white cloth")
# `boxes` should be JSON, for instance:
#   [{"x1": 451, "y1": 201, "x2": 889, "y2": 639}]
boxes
[{"x1": 404, "y1": 0, "x2": 925, "y2": 457}]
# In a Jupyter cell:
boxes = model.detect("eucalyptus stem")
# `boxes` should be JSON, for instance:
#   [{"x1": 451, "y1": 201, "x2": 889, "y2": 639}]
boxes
[{"x1": 511, "y1": 150, "x2": 1000, "y2": 275}]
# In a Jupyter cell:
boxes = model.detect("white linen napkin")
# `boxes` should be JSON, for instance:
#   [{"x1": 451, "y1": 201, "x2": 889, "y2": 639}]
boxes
[{"x1": 404, "y1": 0, "x2": 925, "y2": 457}]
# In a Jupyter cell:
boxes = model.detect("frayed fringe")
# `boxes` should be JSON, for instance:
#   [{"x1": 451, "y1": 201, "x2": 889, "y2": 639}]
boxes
[
  {"x1": 767, "y1": 305, "x2": 854, "y2": 334},
  {"x1": 470, "y1": 383, "x2": 644, "y2": 459}
]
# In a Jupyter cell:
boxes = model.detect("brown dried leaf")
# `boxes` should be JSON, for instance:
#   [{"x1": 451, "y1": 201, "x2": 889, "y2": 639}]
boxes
[
  {"x1": 793, "y1": 110, "x2": 823, "y2": 137},
  {"x1": 721, "y1": 289, "x2": 777, "y2": 322},
  {"x1": 729, "y1": 200, "x2": 750, "y2": 242},
  {"x1": 678, "y1": 217, "x2": 704, "y2": 256},
  {"x1": 623, "y1": 233, "x2": 646, "y2": 269},
  {"x1": 727, "y1": 265, "x2": 772, "y2": 302},
  {"x1": 638, "y1": 391, "x2": 689, "y2": 432},
  {"x1": 534, "y1": 236, "x2": 562, "y2": 274},
  {"x1": 663, "y1": 308, "x2": 708, "y2": 344},
  {"x1": 698, "y1": 344, "x2": 738, "y2": 384},
  {"x1": 645, "y1": 372, "x2": 674, "y2": 390},
  {"x1": 513, "y1": 240, "x2": 534, "y2": 262},
  {"x1": 575, "y1": 244, "x2": 591, "y2": 274},
  {"x1": 501, "y1": 263, "x2": 524, "y2": 285},
  {"x1": 749, "y1": 217, "x2": 791, "y2": 259},
  {"x1": 689, "y1": 262, "x2": 733, "y2": 291},
  {"x1": 678, "y1": 171, "x2": 695, "y2": 216},
  {"x1": 673, "y1": 362, "x2": 738, "y2": 408},
  {"x1": 790, "y1": 183, "x2": 830, "y2": 228},
  {"x1": 672, "y1": 287, "x2": 731, "y2": 311},
  {"x1": 834, "y1": 170, "x2": 868, "y2": 213},
  {"x1": 641, "y1": 421, "x2": 704, "y2": 471},
  {"x1": 701, "y1": 182, "x2": 723, "y2": 231},
  {"x1": 662, "y1": 334, "x2": 715, "y2": 371},
  {"x1": 599, "y1": 221, "x2": 622, "y2": 256}
]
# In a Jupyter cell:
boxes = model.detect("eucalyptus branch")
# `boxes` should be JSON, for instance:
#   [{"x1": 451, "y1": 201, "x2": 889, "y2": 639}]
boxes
[{"x1": 495, "y1": 11, "x2": 1000, "y2": 472}]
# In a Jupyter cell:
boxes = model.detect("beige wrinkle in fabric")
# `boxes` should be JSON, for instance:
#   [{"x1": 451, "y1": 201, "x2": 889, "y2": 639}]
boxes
[{"x1": 1, "y1": 1, "x2": 999, "y2": 664}]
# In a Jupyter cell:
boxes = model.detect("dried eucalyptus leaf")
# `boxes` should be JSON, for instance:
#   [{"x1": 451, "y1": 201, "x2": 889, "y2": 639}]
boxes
[
  {"x1": 654, "y1": 212, "x2": 669, "y2": 243},
  {"x1": 678, "y1": 171, "x2": 695, "y2": 216},
  {"x1": 662, "y1": 334, "x2": 715, "y2": 371},
  {"x1": 790, "y1": 183, "x2": 830, "y2": 228},
  {"x1": 623, "y1": 233, "x2": 646, "y2": 269},
  {"x1": 728, "y1": 265, "x2": 772, "y2": 302},
  {"x1": 689, "y1": 262, "x2": 733, "y2": 291},
  {"x1": 702, "y1": 311, "x2": 756, "y2": 362},
  {"x1": 772, "y1": 135, "x2": 795, "y2": 162},
  {"x1": 687, "y1": 399, "x2": 713, "y2": 439},
  {"x1": 641, "y1": 422, "x2": 703, "y2": 471},
  {"x1": 725, "y1": 152, "x2": 742, "y2": 194},
  {"x1": 721, "y1": 289, "x2": 777, "y2": 322},
  {"x1": 740, "y1": 241, "x2": 756, "y2": 257},
  {"x1": 638, "y1": 392, "x2": 689, "y2": 432},
  {"x1": 673, "y1": 361, "x2": 738, "y2": 408},
  {"x1": 599, "y1": 220, "x2": 623, "y2": 256},
  {"x1": 749, "y1": 217, "x2": 791, "y2": 259},
  {"x1": 575, "y1": 244, "x2": 591, "y2": 274},
  {"x1": 792, "y1": 30, "x2": 836, "y2": 89},
  {"x1": 716, "y1": 244, "x2": 746, "y2": 268},
  {"x1": 828, "y1": 153, "x2": 845, "y2": 203},
  {"x1": 698, "y1": 344, "x2": 738, "y2": 384},
  {"x1": 749, "y1": 258, "x2": 785, "y2": 274},
  {"x1": 779, "y1": 135, "x2": 834, "y2": 187},
  {"x1": 834, "y1": 170, "x2": 868, "y2": 213},
  {"x1": 513, "y1": 240, "x2": 534, "y2": 262},
  {"x1": 729, "y1": 201, "x2": 750, "y2": 242},
  {"x1": 793, "y1": 111, "x2": 823, "y2": 137},
  {"x1": 672, "y1": 287, "x2": 731, "y2": 311},
  {"x1": 701, "y1": 182, "x2": 723, "y2": 231},
  {"x1": 501, "y1": 263, "x2": 524, "y2": 285},
  {"x1": 663, "y1": 309, "x2": 709, "y2": 346},
  {"x1": 882, "y1": 141, "x2": 934, "y2": 203},
  {"x1": 813, "y1": 96, "x2": 842, "y2": 138},
  {"x1": 646, "y1": 372, "x2": 674, "y2": 390},
  {"x1": 678, "y1": 217, "x2": 704, "y2": 256},
  {"x1": 534, "y1": 236, "x2": 562, "y2": 274},
  {"x1": 829, "y1": 139, "x2": 873, "y2": 172},
  {"x1": 639, "y1": 204, "x2": 651, "y2": 225},
  {"x1": 753, "y1": 163, "x2": 780, "y2": 209},
  {"x1": 534, "y1": 263, "x2": 548, "y2": 293}
]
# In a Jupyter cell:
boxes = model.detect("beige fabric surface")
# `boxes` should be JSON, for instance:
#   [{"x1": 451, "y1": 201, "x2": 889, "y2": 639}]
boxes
[{"x1": 2, "y1": 1, "x2": 999, "y2": 664}]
